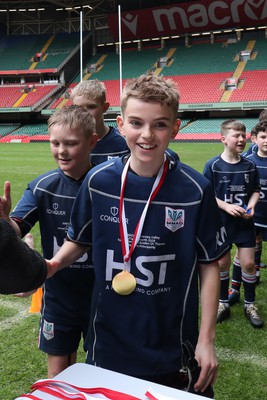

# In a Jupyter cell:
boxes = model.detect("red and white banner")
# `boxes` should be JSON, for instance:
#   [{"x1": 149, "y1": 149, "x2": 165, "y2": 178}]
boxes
[{"x1": 108, "y1": 0, "x2": 267, "y2": 40}]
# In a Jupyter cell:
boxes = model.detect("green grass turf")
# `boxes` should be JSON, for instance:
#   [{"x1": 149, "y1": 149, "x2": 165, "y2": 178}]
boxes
[{"x1": 0, "y1": 142, "x2": 266, "y2": 399}]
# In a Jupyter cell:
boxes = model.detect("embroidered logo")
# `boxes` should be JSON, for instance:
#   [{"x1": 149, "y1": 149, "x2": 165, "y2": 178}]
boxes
[
  {"x1": 244, "y1": 173, "x2": 249, "y2": 183},
  {"x1": 43, "y1": 320, "x2": 54, "y2": 341},
  {"x1": 122, "y1": 13, "x2": 138, "y2": 35},
  {"x1": 111, "y1": 206, "x2": 119, "y2": 216},
  {"x1": 165, "y1": 207, "x2": 184, "y2": 232}
]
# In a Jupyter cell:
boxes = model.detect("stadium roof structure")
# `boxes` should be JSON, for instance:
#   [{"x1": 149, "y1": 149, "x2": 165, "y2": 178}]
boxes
[
  {"x1": 0, "y1": 1, "x2": 182, "y2": 13},
  {"x1": 0, "y1": 0, "x2": 190, "y2": 36}
]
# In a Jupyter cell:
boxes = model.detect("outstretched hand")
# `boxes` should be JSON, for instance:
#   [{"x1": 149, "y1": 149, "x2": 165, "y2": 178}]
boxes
[{"x1": 0, "y1": 181, "x2": 12, "y2": 219}]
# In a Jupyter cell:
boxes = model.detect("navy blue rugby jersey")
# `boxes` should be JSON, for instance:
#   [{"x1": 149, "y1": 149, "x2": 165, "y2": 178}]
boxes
[
  {"x1": 203, "y1": 155, "x2": 260, "y2": 243},
  {"x1": 67, "y1": 155, "x2": 229, "y2": 377},
  {"x1": 10, "y1": 168, "x2": 94, "y2": 324},
  {"x1": 247, "y1": 152, "x2": 267, "y2": 228},
  {"x1": 91, "y1": 126, "x2": 129, "y2": 165},
  {"x1": 242, "y1": 142, "x2": 258, "y2": 157}
]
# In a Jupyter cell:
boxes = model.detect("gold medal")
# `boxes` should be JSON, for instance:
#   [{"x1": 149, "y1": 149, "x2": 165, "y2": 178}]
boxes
[{"x1": 112, "y1": 270, "x2": 137, "y2": 295}]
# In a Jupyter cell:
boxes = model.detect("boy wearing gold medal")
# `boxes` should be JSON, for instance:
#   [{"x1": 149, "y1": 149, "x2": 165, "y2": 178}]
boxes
[{"x1": 48, "y1": 72, "x2": 229, "y2": 396}]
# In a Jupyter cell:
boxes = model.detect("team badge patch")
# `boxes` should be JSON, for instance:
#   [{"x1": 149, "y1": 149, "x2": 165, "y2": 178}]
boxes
[
  {"x1": 43, "y1": 319, "x2": 54, "y2": 341},
  {"x1": 165, "y1": 207, "x2": 184, "y2": 232}
]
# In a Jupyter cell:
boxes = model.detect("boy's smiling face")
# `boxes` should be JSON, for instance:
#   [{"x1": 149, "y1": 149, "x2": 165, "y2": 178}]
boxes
[
  {"x1": 256, "y1": 130, "x2": 267, "y2": 157},
  {"x1": 49, "y1": 124, "x2": 97, "y2": 180},
  {"x1": 117, "y1": 98, "x2": 179, "y2": 177}
]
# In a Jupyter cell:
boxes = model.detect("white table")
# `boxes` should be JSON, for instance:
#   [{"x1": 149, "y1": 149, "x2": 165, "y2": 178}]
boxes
[{"x1": 18, "y1": 363, "x2": 211, "y2": 399}]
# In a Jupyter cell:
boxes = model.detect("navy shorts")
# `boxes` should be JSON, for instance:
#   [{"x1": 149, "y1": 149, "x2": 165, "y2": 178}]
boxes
[
  {"x1": 38, "y1": 317, "x2": 89, "y2": 356},
  {"x1": 255, "y1": 226, "x2": 267, "y2": 242}
]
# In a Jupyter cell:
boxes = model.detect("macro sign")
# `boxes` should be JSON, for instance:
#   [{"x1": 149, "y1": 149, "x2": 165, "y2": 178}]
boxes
[{"x1": 108, "y1": 0, "x2": 267, "y2": 40}]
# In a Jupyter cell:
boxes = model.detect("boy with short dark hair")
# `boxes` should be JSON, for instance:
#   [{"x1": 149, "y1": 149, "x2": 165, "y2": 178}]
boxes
[
  {"x1": 1, "y1": 105, "x2": 98, "y2": 377},
  {"x1": 47, "y1": 72, "x2": 229, "y2": 395},
  {"x1": 203, "y1": 119, "x2": 263, "y2": 328}
]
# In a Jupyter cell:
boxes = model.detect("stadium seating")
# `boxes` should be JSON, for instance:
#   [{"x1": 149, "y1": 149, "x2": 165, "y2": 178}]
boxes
[
  {"x1": 1, "y1": 30, "x2": 266, "y2": 141},
  {"x1": 176, "y1": 117, "x2": 259, "y2": 141},
  {"x1": 0, "y1": 123, "x2": 49, "y2": 143},
  {"x1": 0, "y1": 32, "x2": 81, "y2": 72},
  {"x1": 0, "y1": 123, "x2": 21, "y2": 139},
  {"x1": 47, "y1": 31, "x2": 266, "y2": 111}
]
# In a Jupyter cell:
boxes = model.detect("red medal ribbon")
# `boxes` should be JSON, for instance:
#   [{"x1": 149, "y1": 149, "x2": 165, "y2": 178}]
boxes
[{"x1": 119, "y1": 156, "x2": 169, "y2": 268}]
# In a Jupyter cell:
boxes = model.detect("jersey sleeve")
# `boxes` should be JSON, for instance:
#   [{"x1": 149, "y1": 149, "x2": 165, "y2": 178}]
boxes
[
  {"x1": 67, "y1": 175, "x2": 93, "y2": 245},
  {"x1": 251, "y1": 162, "x2": 260, "y2": 193},
  {"x1": 10, "y1": 183, "x2": 40, "y2": 236},
  {"x1": 196, "y1": 182, "x2": 229, "y2": 263},
  {"x1": 203, "y1": 159, "x2": 213, "y2": 183}
]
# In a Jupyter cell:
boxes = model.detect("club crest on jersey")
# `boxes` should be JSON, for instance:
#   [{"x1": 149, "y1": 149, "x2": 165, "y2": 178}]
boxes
[
  {"x1": 165, "y1": 207, "x2": 184, "y2": 232},
  {"x1": 43, "y1": 320, "x2": 54, "y2": 341},
  {"x1": 244, "y1": 174, "x2": 249, "y2": 183}
]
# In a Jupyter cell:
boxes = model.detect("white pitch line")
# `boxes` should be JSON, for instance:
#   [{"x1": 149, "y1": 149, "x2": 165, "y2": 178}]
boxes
[
  {"x1": 216, "y1": 346, "x2": 267, "y2": 369},
  {"x1": 0, "y1": 298, "x2": 30, "y2": 331}
]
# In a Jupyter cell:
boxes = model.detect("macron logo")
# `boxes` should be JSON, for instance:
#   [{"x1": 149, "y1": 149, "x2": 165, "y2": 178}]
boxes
[
  {"x1": 245, "y1": 0, "x2": 267, "y2": 20},
  {"x1": 122, "y1": 13, "x2": 138, "y2": 35}
]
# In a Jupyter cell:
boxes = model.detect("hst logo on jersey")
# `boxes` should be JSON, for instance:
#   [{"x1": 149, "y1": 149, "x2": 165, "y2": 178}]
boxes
[{"x1": 165, "y1": 207, "x2": 184, "y2": 232}]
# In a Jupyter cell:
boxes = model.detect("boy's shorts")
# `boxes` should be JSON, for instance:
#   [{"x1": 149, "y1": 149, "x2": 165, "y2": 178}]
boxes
[
  {"x1": 255, "y1": 226, "x2": 267, "y2": 241},
  {"x1": 38, "y1": 317, "x2": 88, "y2": 356}
]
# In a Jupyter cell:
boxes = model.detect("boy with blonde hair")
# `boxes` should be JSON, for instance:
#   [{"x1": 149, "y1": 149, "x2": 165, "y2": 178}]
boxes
[
  {"x1": 1, "y1": 106, "x2": 98, "y2": 377},
  {"x1": 71, "y1": 79, "x2": 129, "y2": 164},
  {"x1": 47, "y1": 72, "x2": 228, "y2": 395},
  {"x1": 203, "y1": 119, "x2": 263, "y2": 328}
]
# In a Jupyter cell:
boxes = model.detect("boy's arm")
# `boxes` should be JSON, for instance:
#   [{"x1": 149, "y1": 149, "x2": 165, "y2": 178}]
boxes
[
  {"x1": 46, "y1": 239, "x2": 90, "y2": 278},
  {"x1": 216, "y1": 197, "x2": 246, "y2": 218},
  {"x1": 194, "y1": 263, "x2": 220, "y2": 393},
  {"x1": 246, "y1": 191, "x2": 260, "y2": 218}
]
